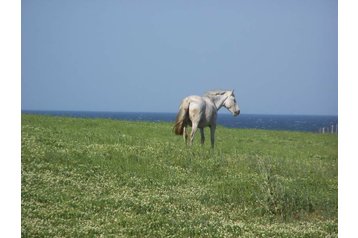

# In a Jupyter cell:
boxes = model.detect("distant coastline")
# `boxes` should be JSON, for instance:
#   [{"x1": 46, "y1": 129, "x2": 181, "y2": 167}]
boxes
[{"x1": 22, "y1": 110, "x2": 338, "y2": 133}]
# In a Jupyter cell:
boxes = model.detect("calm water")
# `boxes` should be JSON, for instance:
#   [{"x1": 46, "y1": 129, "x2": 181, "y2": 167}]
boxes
[{"x1": 22, "y1": 110, "x2": 338, "y2": 133}]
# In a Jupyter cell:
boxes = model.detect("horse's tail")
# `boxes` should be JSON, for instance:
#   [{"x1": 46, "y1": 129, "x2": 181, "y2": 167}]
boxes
[{"x1": 173, "y1": 98, "x2": 190, "y2": 135}]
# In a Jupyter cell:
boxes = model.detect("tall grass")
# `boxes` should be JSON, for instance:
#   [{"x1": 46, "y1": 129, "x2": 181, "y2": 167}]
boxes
[{"x1": 22, "y1": 114, "x2": 338, "y2": 237}]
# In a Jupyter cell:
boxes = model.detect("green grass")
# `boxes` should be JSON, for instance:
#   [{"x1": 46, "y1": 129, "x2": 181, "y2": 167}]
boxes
[{"x1": 22, "y1": 114, "x2": 338, "y2": 237}]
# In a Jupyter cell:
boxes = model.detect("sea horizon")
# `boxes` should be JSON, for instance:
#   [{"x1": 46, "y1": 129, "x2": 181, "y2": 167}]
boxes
[
  {"x1": 22, "y1": 110, "x2": 338, "y2": 133},
  {"x1": 21, "y1": 109, "x2": 338, "y2": 117}
]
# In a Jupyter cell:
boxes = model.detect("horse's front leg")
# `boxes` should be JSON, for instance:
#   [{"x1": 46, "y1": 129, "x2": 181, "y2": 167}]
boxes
[
  {"x1": 199, "y1": 128, "x2": 205, "y2": 145},
  {"x1": 209, "y1": 125, "x2": 216, "y2": 148}
]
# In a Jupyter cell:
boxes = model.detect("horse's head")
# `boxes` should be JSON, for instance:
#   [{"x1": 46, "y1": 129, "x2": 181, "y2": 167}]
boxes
[{"x1": 223, "y1": 90, "x2": 240, "y2": 116}]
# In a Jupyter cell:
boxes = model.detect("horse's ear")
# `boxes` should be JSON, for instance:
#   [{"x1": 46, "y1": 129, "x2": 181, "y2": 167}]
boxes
[{"x1": 231, "y1": 89, "x2": 234, "y2": 95}]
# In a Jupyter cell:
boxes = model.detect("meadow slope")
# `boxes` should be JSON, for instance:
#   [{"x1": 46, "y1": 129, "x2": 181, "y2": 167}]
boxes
[{"x1": 22, "y1": 114, "x2": 338, "y2": 237}]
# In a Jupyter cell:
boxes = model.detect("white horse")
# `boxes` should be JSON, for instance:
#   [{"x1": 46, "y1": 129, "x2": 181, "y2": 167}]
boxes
[{"x1": 173, "y1": 90, "x2": 240, "y2": 148}]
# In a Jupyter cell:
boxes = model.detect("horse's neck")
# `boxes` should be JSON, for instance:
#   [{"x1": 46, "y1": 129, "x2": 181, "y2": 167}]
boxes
[{"x1": 210, "y1": 95, "x2": 227, "y2": 111}]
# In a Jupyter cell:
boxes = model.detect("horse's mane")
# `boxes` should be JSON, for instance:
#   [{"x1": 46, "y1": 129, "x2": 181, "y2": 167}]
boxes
[{"x1": 203, "y1": 90, "x2": 228, "y2": 98}]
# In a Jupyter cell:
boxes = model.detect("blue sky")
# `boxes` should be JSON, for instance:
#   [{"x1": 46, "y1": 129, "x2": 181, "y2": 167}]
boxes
[{"x1": 22, "y1": 0, "x2": 337, "y2": 115}]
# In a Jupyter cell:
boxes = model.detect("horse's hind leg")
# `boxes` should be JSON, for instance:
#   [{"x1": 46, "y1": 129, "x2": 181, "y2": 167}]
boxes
[
  {"x1": 200, "y1": 128, "x2": 205, "y2": 145},
  {"x1": 183, "y1": 127, "x2": 188, "y2": 144},
  {"x1": 189, "y1": 123, "x2": 198, "y2": 146}
]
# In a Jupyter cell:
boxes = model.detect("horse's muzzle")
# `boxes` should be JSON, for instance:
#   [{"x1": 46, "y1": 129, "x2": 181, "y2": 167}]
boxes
[{"x1": 233, "y1": 110, "x2": 240, "y2": 116}]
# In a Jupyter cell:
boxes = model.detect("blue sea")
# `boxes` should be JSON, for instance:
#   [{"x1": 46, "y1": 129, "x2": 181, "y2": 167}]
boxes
[{"x1": 22, "y1": 110, "x2": 338, "y2": 133}]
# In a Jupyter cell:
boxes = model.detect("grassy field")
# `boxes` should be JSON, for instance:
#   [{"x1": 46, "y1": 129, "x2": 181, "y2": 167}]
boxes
[{"x1": 21, "y1": 114, "x2": 338, "y2": 237}]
